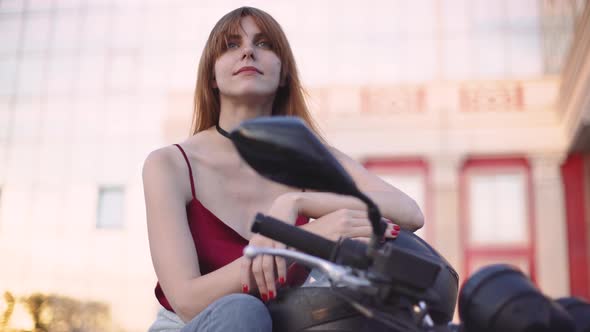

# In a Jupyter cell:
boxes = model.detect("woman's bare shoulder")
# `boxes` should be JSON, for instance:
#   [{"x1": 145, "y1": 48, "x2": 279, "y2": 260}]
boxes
[
  {"x1": 143, "y1": 132, "x2": 216, "y2": 183},
  {"x1": 142, "y1": 143, "x2": 202, "y2": 202},
  {"x1": 141, "y1": 147, "x2": 185, "y2": 198},
  {"x1": 144, "y1": 131, "x2": 211, "y2": 168},
  {"x1": 143, "y1": 145, "x2": 183, "y2": 172}
]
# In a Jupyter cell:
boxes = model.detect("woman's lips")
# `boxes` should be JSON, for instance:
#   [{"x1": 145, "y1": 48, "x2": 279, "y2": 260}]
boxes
[{"x1": 235, "y1": 66, "x2": 262, "y2": 75}]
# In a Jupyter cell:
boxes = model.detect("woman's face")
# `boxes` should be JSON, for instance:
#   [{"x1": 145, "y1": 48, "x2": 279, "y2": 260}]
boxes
[{"x1": 213, "y1": 16, "x2": 283, "y2": 102}]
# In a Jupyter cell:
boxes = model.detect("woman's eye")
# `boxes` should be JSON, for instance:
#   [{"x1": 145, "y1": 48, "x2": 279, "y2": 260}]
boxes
[
  {"x1": 256, "y1": 40, "x2": 271, "y2": 48},
  {"x1": 227, "y1": 41, "x2": 239, "y2": 49}
]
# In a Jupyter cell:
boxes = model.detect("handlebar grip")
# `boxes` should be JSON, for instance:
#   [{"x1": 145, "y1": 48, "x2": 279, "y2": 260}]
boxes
[{"x1": 251, "y1": 213, "x2": 336, "y2": 260}]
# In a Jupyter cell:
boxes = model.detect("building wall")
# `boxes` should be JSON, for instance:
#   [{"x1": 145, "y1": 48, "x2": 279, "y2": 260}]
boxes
[
  {"x1": 0, "y1": 0, "x2": 586, "y2": 331},
  {"x1": 310, "y1": 78, "x2": 571, "y2": 297}
]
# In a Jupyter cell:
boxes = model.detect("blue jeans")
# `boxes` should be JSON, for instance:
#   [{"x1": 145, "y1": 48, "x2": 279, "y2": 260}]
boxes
[{"x1": 180, "y1": 294, "x2": 272, "y2": 332}]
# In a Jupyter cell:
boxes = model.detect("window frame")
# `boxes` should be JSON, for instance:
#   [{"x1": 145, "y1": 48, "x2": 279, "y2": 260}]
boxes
[
  {"x1": 364, "y1": 158, "x2": 432, "y2": 242},
  {"x1": 459, "y1": 157, "x2": 536, "y2": 281},
  {"x1": 96, "y1": 185, "x2": 125, "y2": 230}
]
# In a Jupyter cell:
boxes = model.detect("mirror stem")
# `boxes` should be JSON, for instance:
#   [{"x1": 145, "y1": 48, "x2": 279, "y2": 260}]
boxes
[{"x1": 355, "y1": 192, "x2": 385, "y2": 254}]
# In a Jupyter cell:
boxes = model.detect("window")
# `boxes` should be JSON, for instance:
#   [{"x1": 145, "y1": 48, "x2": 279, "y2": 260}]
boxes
[
  {"x1": 0, "y1": 58, "x2": 18, "y2": 96},
  {"x1": 96, "y1": 186, "x2": 125, "y2": 229},
  {"x1": 21, "y1": 13, "x2": 52, "y2": 53},
  {"x1": 0, "y1": 0, "x2": 26, "y2": 14},
  {"x1": 365, "y1": 159, "x2": 430, "y2": 240},
  {"x1": 51, "y1": 12, "x2": 81, "y2": 51},
  {"x1": 442, "y1": 0, "x2": 546, "y2": 79},
  {"x1": 461, "y1": 158, "x2": 535, "y2": 279},
  {"x1": 16, "y1": 56, "x2": 46, "y2": 97},
  {"x1": 0, "y1": 15, "x2": 22, "y2": 55},
  {"x1": 46, "y1": 56, "x2": 77, "y2": 96},
  {"x1": 468, "y1": 173, "x2": 527, "y2": 245},
  {"x1": 80, "y1": 12, "x2": 109, "y2": 51},
  {"x1": 78, "y1": 54, "x2": 106, "y2": 96}
]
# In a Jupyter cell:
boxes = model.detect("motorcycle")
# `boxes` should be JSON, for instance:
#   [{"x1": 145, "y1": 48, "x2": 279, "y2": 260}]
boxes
[{"x1": 228, "y1": 116, "x2": 585, "y2": 332}]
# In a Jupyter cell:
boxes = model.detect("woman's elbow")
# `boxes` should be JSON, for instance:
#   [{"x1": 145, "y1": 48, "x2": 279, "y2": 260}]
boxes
[
  {"x1": 171, "y1": 295, "x2": 197, "y2": 323},
  {"x1": 411, "y1": 209, "x2": 425, "y2": 232},
  {"x1": 406, "y1": 201, "x2": 424, "y2": 232},
  {"x1": 165, "y1": 285, "x2": 200, "y2": 323}
]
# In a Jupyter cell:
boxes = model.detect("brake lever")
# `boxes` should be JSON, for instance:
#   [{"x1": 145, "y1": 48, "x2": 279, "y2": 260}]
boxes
[
  {"x1": 245, "y1": 246, "x2": 441, "y2": 331},
  {"x1": 244, "y1": 245, "x2": 373, "y2": 290}
]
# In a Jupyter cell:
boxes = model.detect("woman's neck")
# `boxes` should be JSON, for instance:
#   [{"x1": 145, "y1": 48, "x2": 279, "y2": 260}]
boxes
[{"x1": 218, "y1": 97, "x2": 274, "y2": 131}]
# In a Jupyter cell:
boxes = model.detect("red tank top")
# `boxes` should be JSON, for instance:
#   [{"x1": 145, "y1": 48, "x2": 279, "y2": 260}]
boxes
[{"x1": 155, "y1": 144, "x2": 309, "y2": 312}]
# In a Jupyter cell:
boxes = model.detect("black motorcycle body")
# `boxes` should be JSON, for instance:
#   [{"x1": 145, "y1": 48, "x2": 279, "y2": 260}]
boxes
[{"x1": 267, "y1": 230, "x2": 459, "y2": 332}]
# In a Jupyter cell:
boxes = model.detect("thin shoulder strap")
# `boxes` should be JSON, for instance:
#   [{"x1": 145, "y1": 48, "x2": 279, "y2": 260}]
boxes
[{"x1": 173, "y1": 144, "x2": 196, "y2": 199}]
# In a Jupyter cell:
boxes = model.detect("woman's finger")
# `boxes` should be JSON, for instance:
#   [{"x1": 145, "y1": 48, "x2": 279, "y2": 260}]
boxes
[
  {"x1": 349, "y1": 217, "x2": 373, "y2": 227},
  {"x1": 351, "y1": 237, "x2": 371, "y2": 244},
  {"x1": 350, "y1": 217, "x2": 392, "y2": 228},
  {"x1": 240, "y1": 257, "x2": 253, "y2": 294},
  {"x1": 344, "y1": 226, "x2": 373, "y2": 238},
  {"x1": 347, "y1": 223, "x2": 400, "y2": 239},
  {"x1": 262, "y1": 254, "x2": 277, "y2": 301},
  {"x1": 388, "y1": 223, "x2": 401, "y2": 238},
  {"x1": 251, "y1": 255, "x2": 269, "y2": 301},
  {"x1": 349, "y1": 209, "x2": 370, "y2": 218},
  {"x1": 275, "y1": 246, "x2": 287, "y2": 289}
]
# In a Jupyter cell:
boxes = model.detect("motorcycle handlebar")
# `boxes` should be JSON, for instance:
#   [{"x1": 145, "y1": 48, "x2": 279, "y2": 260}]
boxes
[
  {"x1": 251, "y1": 213, "x2": 336, "y2": 261},
  {"x1": 243, "y1": 246, "x2": 372, "y2": 289}
]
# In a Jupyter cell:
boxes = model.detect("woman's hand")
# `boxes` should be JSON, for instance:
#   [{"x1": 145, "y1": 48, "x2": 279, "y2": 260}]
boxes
[
  {"x1": 239, "y1": 194, "x2": 401, "y2": 302},
  {"x1": 240, "y1": 234, "x2": 286, "y2": 302},
  {"x1": 302, "y1": 209, "x2": 401, "y2": 243},
  {"x1": 240, "y1": 192, "x2": 299, "y2": 302}
]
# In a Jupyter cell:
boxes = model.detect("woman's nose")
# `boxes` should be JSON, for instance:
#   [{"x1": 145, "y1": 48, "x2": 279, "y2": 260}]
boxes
[{"x1": 241, "y1": 45, "x2": 255, "y2": 60}]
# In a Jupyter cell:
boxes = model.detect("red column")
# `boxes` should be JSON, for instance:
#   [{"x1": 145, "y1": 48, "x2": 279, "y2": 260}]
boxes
[{"x1": 561, "y1": 153, "x2": 590, "y2": 299}]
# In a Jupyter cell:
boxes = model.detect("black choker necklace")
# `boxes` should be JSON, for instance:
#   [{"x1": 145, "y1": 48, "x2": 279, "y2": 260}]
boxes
[{"x1": 216, "y1": 123, "x2": 231, "y2": 139}]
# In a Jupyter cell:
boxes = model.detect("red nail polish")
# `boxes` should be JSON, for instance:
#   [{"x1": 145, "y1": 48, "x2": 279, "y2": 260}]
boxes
[
  {"x1": 242, "y1": 285, "x2": 249, "y2": 293},
  {"x1": 279, "y1": 277, "x2": 286, "y2": 285},
  {"x1": 261, "y1": 293, "x2": 268, "y2": 301},
  {"x1": 269, "y1": 291, "x2": 274, "y2": 299},
  {"x1": 393, "y1": 225, "x2": 401, "y2": 231},
  {"x1": 391, "y1": 230, "x2": 399, "y2": 236}
]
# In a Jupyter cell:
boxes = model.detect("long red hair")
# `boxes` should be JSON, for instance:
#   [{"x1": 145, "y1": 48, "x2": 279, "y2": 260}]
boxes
[{"x1": 190, "y1": 7, "x2": 321, "y2": 136}]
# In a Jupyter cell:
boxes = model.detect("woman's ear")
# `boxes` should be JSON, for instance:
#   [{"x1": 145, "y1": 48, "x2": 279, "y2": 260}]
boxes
[{"x1": 212, "y1": 76, "x2": 218, "y2": 89}]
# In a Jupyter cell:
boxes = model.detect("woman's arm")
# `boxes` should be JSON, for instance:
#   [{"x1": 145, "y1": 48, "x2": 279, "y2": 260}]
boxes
[
  {"x1": 241, "y1": 146, "x2": 424, "y2": 302},
  {"x1": 327, "y1": 147, "x2": 424, "y2": 231},
  {"x1": 287, "y1": 190, "x2": 422, "y2": 232},
  {"x1": 259, "y1": 146, "x2": 425, "y2": 241},
  {"x1": 267, "y1": 148, "x2": 425, "y2": 232},
  {"x1": 143, "y1": 147, "x2": 244, "y2": 322},
  {"x1": 243, "y1": 190, "x2": 403, "y2": 295}
]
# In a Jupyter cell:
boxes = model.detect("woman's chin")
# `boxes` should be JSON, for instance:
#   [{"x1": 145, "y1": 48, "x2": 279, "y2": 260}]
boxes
[{"x1": 223, "y1": 89, "x2": 278, "y2": 103}]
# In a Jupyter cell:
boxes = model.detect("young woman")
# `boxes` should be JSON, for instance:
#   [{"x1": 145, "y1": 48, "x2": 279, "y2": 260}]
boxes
[{"x1": 143, "y1": 7, "x2": 424, "y2": 332}]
